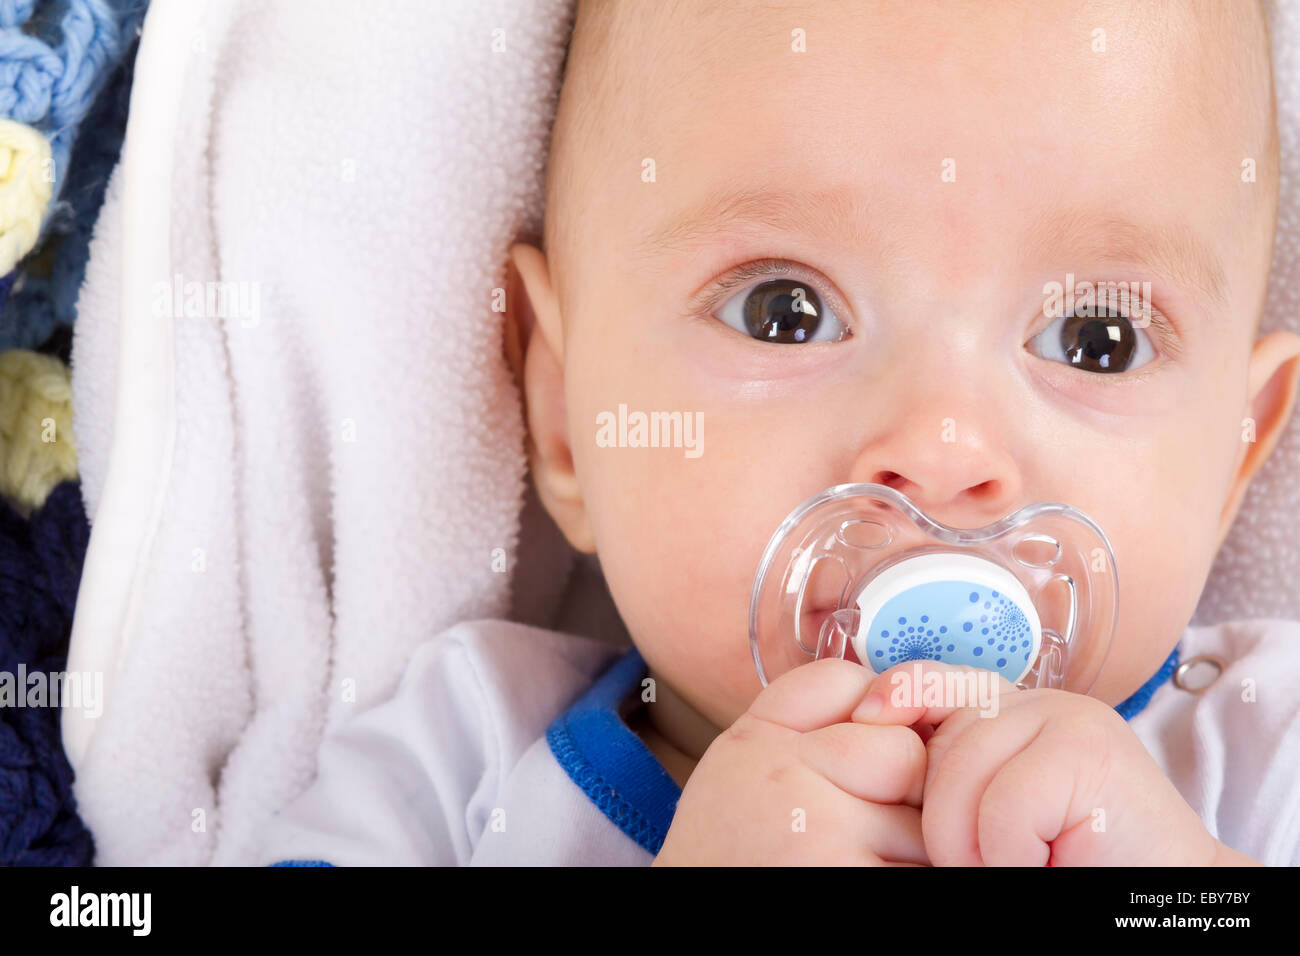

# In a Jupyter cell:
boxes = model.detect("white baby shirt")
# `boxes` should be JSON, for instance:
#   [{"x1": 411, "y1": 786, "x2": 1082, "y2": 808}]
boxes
[
  {"x1": 257, "y1": 616, "x2": 1300, "y2": 866},
  {"x1": 1125, "y1": 618, "x2": 1300, "y2": 867}
]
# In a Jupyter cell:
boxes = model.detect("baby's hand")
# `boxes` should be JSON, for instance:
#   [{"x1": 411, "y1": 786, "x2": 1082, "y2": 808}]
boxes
[
  {"x1": 854, "y1": 659, "x2": 1234, "y2": 866},
  {"x1": 653, "y1": 657, "x2": 930, "y2": 866}
]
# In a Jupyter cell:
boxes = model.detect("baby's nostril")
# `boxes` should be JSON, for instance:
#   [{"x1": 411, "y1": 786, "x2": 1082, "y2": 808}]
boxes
[{"x1": 875, "y1": 471, "x2": 904, "y2": 488}]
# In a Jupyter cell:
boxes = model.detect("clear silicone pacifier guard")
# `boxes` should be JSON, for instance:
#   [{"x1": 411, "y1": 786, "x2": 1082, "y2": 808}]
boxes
[{"x1": 749, "y1": 483, "x2": 1119, "y2": 694}]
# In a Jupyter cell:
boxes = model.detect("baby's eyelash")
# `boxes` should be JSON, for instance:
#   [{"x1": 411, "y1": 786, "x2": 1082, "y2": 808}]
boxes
[
  {"x1": 1047, "y1": 290, "x2": 1185, "y2": 361},
  {"x1": 1135, "y1": 308, "x2": 1183, "y2": 360},
  {"x1": 689, "y1": 258, "x2": 805, "y2": 314}
]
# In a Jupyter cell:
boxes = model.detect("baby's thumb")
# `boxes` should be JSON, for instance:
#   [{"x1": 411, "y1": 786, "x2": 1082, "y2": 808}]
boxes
[{"x1": 748, "y1": 657, "x2": 878, "y2": 733}]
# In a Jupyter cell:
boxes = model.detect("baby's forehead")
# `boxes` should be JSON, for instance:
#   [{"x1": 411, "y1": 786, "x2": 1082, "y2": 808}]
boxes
[
  {"x1": 580, "y1": 0, "x2": 1270, "y2": 135},
  {"x1": 552, "y1": 0, "x2": 1277, "y2": 330},
  {"x1": 567, "y1": 0, "x2": 1272, "y2": 154}
]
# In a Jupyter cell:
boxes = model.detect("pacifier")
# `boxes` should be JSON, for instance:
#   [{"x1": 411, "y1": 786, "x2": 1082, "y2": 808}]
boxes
[{"x1": 749, "y1": 483, "x2": 1119, "y2": 694}]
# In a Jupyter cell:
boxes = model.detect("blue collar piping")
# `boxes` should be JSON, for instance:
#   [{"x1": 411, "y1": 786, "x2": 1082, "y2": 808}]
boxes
[
  {"x1": 1114, "y1": 642, "x2": 1180, "y2": 721},
  {"x1": 545, "y1": 648, "x2": 682, "y2": 856}
]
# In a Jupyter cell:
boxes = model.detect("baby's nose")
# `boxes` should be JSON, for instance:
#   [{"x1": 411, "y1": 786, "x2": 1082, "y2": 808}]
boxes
[{"x1": 845, "y1": 402, "x2": 1023, "y2": 526}]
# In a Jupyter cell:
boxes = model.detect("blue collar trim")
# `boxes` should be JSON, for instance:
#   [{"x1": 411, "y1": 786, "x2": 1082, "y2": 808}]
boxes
[
  {"x1": 545, "y1": 647, "x2": 681, "y2": 856},
  {"x1": 548, "y1": 641, "x2": 1180, "y2": 855},
  {"x1": 1113, "y1": 642, "x2": 1181, "y2": 721}
]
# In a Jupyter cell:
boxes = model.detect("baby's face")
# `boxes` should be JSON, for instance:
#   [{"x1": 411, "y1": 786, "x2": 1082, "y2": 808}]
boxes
[{"x1": 525, "y1": 0, "x2": 1289, "y2": 732}]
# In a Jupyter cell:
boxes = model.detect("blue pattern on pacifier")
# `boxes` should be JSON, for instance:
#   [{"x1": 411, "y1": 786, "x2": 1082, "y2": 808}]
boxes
[{"x1": 864, "y1": 584, "x2": 1036, "y2": 684}]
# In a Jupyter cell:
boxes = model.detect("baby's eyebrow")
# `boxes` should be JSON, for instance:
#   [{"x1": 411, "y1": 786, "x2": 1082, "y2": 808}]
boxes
[
  {"x1": 632, "y1": 183, "x2": 898, "y2": 265},
  {"x1": 1021, "y1": 208, "x2": 1229, "y2": 317},
  {"x1": 633, "y1": 184, "x2": 1229, "y2": 319}
]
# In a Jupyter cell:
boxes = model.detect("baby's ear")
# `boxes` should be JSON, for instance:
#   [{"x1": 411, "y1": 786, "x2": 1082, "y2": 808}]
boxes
[
  {"x1": 504, "y1": 244, "x2": 537, "y2": 390},
  {"x1": 1216, "y1": 329, "x2": 1300, "y2": 549},
  {"x1": 505, "y1": 243, "x2": 595, "y2": 554},
  {"x1": 503, "y1": 257, "x2": 526, "y2": 392}
]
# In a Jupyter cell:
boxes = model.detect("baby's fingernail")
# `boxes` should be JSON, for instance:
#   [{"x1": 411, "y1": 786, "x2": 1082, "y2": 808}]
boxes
[{"x1": 856, "y1": 694, "x2": 884, "y2": 720}]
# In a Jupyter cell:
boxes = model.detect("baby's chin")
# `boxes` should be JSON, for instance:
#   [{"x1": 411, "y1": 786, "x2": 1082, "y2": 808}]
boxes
[{"x1": 1085, "y1": 653, "x2": 1174, "y2": 708}]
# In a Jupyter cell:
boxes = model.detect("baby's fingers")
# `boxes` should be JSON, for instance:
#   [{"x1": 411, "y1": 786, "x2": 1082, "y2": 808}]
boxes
[
  {"x1": 750, "y1": 656, "x2": 878, "y2": 732},
  {"x1": 799, "y1": 722, "x2": 927, "y2": 807},
  {"x1": 921, "y1": 703, "x2": 1063, "y2": 866},
  {"x1": 851, "y1": 660, "x2": 1019, "y2": 728},
  {"x1": 865, "y1": 804, "x2": 930, "y2": 866}
]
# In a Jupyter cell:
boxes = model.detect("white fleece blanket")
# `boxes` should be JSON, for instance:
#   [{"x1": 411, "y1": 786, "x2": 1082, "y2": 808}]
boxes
[
  {"x1": 65, "y1": 0, "x2": 1300, "y2": 865},
  {"x1": 65, "y1": 0, "x2": 578, "y2": 865}
]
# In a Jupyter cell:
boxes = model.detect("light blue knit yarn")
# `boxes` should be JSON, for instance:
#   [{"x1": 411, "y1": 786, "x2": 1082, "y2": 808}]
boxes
[{"x1": 0, "y1": 0, "x2": 149, "y2": 231}]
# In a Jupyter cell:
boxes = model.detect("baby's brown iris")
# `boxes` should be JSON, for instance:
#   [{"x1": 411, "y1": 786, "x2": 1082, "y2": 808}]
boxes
[
  {"x1": 1060, "y1": 309, "x2": 1137, "y2": 373},
  {"x1": 742, "y1": 279, "x2": 824, "y2": 343}
]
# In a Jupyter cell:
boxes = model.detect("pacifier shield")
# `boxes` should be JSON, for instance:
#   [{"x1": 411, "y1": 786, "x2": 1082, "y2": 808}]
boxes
[{"x1": 749, "y1": 483, "x2": 1118, "y2": 694}]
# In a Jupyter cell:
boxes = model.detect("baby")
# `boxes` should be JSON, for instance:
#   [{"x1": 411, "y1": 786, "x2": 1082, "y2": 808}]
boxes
[{"x1": 261, "y1": 0, "x2": 1300, "y2": 866}]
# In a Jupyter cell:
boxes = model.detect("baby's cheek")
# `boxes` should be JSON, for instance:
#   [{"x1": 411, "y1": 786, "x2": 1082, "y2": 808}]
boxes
[
  {"x1": 579, "y1": 395, "x2": 837, "y2": 725},
  {"x1": 1085, "y1": 497, "x2": 1215, "y2": 706},
  {"x1": 622, "y1": 472, "x2": 766, "y2": 725}
]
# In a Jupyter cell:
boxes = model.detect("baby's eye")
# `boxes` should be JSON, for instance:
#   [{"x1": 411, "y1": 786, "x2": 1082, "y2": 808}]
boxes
[
  {"x1": 714, "y1": 277, "x2": 848, "y2": 344},
  {"x1": 1026, "y1": 307, "x2": 1155, "y2": 373}
]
